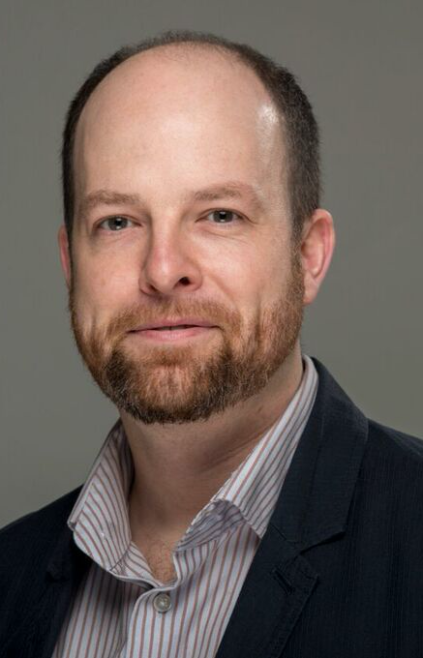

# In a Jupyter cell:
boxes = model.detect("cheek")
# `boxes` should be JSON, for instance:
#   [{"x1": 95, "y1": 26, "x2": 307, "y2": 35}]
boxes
[
  {"x1": 232, "y1": 243, "x2": 286, "y2": 291},
  {"x1": 207, "y1": 244, "x2": 260, "y2": 300},
  {"x1": 72, "y1": 254, "x2": 138, "y2": 325},
  {"x1": 213, "y1": 248, "x2": 277, "y2": 326}
]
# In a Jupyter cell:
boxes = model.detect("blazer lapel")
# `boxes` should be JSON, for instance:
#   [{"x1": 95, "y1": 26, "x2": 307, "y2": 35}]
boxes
[
  {"x1": 215, "y1": 524, "x2": 319, "y2": 658},
  {"x1": 216, "y1": 358, "x2": 369, "y2": 658}
]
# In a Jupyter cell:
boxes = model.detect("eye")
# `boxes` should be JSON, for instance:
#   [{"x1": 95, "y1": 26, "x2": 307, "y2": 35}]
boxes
[
  {"x1": 206, "y1": 210, "x2": 242, "y2": 225},
  {"x1": 97, "y1": 216, "x2": 135, "y2": 231}
]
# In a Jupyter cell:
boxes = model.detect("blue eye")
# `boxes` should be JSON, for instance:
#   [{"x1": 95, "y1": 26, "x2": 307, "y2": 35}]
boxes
[
  {"x1": 99, "y1": 216, "x2": 134, "y2": 231},
  {"x1": 97, "y1": 210, "x2": 241, "y2": 232},
  {"x1": 207, "y1": 210, "x2": 241, "y2": 225}
]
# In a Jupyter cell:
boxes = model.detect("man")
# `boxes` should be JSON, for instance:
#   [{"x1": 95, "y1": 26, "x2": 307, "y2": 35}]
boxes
[{"x1": 1, "y1": 29, "x2": 423, "y2": 658}]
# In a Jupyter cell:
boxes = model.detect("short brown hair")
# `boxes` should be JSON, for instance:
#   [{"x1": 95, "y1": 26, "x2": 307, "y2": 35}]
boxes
[{"x1": 61, "y1": 29, "x2": 321, "y2": 245}]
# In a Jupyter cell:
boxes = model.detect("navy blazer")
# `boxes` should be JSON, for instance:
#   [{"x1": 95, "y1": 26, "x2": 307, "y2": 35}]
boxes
[{"x1": 2, "y1": 357, "x2": 423, "y2": 657}]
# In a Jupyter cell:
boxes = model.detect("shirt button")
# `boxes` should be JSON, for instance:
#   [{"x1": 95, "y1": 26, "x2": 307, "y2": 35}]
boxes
[{"x1": 153, "y1": 592, "x2": 172, "y2": 613}]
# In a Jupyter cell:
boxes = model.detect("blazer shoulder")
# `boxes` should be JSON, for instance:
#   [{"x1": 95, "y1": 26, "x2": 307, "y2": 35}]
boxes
[
  {"x1": 0, "y1": 486, "x2": 82, "y2": 568},
  {"x1": 0, "y1": 487, "x2": 84, "y2": 647},
  {"x1": 363, "y1": 419, "x2": 423, "y2": 502},
  {"x1": 367, "y1": 418, "x2": 423, "y2": 465}
]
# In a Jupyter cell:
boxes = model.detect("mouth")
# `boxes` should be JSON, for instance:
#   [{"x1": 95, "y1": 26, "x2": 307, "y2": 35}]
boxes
[
  {"x1": 146, "y1": 324, "x2": 199, "y2": 331},
  {"x1": 129, "y1": 325, "x2": 217, "y2": 342}
]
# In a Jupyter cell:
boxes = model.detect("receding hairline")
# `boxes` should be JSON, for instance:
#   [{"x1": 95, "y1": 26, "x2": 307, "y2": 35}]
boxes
[
  {"x1": 102, "y1": 39, "x2": 253, "y2": 74},
  {"x1": 80, "y1": 39, "x2": 282, "y2": 122},
  {"x1": 74, "y1": 39, "x2": 288, "y2": 196},
  {"x1": 72, "y1": 39, "x2": 288, "y2": 204}
]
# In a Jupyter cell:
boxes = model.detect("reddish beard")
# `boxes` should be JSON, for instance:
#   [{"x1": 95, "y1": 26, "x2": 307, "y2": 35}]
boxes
[{"x1": 68, "y1": 250, "x2": 305, "y2": 424}]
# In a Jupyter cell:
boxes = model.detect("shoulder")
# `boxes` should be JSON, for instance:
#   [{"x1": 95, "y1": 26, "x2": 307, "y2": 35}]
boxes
[
  {"x1": 365, "y1": 418, "x2": 423, "y2": 469},
  {"x1": 0, "y1": 486, "x2": 82, "y2": 574},
  {"x1": 0, "y1": 487, "x2": 84, "y2": 641},
  {"x1": 357, "y1": 418, "x2": 423, "y2": 518},
  {"x1": 0, "y1": 485, "x2": 82, "y2": 537}
]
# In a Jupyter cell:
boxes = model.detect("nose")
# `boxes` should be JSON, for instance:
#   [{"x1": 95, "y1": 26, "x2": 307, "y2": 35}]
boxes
[{"x1": 138, "y1": 223, "x2": 203, "y2": 296}]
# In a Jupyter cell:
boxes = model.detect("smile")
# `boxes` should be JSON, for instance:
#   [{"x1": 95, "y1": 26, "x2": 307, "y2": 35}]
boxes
[{"x1": 129, "y1": 326, "x2": 217, "y2": 342}]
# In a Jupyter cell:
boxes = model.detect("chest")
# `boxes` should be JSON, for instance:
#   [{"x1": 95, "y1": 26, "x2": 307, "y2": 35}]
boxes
[{"x1": 134, "y1": 534, "x2": 177, "y2": 584}]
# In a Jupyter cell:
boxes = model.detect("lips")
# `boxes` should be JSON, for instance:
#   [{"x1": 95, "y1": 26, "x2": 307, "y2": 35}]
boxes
[
  {"x1": 152, "y1": 325, "x2": 195, "y2": 331},
  {"x1": 129, "y1": 324, "x2": 216, "y2": 342},
  {"x1": 131, "y1": 318, "x2": 216, "y2": 331}
]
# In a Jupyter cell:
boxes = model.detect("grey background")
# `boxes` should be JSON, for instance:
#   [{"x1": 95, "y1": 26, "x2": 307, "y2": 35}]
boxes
[{"x1": 1, "y1": 0, "x2": 422, "y2": 528}]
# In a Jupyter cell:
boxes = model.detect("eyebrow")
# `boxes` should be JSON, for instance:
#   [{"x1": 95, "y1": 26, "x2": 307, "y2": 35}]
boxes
[
  {"x1": 77, "y1": 182, "x2": 266, "y2": 219},
  {"x1": 189, "y1": 182, "x2": 265, "y2": 213}
]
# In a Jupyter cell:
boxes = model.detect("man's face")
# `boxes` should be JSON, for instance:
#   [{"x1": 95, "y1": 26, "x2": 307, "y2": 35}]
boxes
[{"x1": 63, "y1": 47, "x2": 305, "y2": 425}]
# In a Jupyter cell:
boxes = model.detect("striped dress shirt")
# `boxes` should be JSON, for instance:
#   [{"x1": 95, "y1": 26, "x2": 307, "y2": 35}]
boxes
[{"x1": 53, "y1": 354, "x2": 318, "y2": 658}]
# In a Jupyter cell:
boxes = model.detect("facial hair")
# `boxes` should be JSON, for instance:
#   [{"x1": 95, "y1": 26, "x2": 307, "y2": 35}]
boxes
[{"x1": 68, "y1": 249, "x2": 304, "y2": 425}]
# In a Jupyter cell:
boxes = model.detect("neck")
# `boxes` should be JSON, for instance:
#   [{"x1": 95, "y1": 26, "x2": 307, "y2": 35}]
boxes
[{"x1": 124, "y1": 343, "x2": 303, "y2": 542}]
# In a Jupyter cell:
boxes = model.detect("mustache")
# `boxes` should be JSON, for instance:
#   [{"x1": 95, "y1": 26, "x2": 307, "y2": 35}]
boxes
[{"x1": 69, "y1": 294, "x2": 240, "y2": 343}]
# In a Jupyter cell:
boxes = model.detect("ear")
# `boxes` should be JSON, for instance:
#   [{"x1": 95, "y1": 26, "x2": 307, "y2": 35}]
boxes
[
  {"x1": 58, "y1": 225, "x2": 72, "y2": 289},
  {"x1": 300, "y1": 208, "x2": 335, "y2": 306}
]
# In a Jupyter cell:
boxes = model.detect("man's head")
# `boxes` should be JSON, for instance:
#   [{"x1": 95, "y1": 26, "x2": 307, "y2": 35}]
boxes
[{"x1": 58, "y1": 31, "x2": 334, "y2": 425}]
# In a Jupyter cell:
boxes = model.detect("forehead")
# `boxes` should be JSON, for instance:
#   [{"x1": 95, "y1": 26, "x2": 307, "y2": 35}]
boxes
[
  {"x1": 74, "y1": 45, "x2": 286, "y2": 205},
  {"x1": 80, "y1": 44, "x2": 280, "y2": 124}
]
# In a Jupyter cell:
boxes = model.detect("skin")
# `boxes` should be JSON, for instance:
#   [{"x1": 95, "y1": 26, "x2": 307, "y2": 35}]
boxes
[{"x1": 58, "y1": 45, "x2": 335, "y2": 556}]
